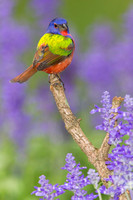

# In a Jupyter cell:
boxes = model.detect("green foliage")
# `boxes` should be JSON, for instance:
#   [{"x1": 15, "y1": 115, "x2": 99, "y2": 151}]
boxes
[
  {"x1": 0, "y1": 140, "x2": 23, "y2": 200},
  {"x1": 63, "y1": 0, "x2": 131, "y2": 35}
]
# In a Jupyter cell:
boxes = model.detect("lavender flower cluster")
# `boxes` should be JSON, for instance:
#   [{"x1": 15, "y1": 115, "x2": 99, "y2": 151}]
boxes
[
  {"x1": 32, "y1": 153, "x2": 99, "y2": 200},
  {"x1": 91, "y1": 91, "x2": 133, "y2": 199}
]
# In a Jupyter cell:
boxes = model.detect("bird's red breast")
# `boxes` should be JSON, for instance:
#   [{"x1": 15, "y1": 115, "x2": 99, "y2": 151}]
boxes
[{"x1": 42, "y1": 52, "x2": 74, "y2": 74}]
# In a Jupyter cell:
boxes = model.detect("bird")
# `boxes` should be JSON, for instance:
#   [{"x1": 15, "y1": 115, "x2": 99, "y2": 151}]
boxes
[{"x1": 10, "y1": 18, "x2": 75, "y2": 84}]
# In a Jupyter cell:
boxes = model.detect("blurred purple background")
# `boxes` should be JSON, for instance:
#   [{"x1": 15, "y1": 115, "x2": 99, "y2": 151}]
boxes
[{"x1": 1, "y1": 0, "x2": 133, "y2": 147}]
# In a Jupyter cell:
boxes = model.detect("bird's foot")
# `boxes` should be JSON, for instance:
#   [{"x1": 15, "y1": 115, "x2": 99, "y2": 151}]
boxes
[
  {"x1": 49, "y1": 74, "x2": 65, "y2": 90},
  {"x1": 48, "y1": 74, "x2": 51, "y2": 84},
  {"x1": 55, "y1": 74, "x2": 65, "y2": 90}
]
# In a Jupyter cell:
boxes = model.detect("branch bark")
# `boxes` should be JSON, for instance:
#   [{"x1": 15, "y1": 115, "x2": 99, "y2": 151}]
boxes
[{"x1": 49, "y1": 74, "x2": 126, "y2": 199}]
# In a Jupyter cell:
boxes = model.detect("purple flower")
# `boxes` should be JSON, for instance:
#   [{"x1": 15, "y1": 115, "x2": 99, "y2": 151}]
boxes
[
  {"x1": 32, "y1": 153, "x2": 98, "y2": 199},
  {"x1": 31, "y1": 175, "x2": 64, "y2": 199},
  {"x1": 90, "y1": 91, "x2": 121, "y2": 145},
  {"x1": 87, "y1": 169, "x2": 100, "y2": 189},
  {"x1": 62, "y1": 153, "x2": 90, "y2": 199},
  {"x1": 86, "y1": 193, "x2": 98, "y2": 200},
  {"x1": 91, "y1": 91, "x2": 133, "y2": 199}
]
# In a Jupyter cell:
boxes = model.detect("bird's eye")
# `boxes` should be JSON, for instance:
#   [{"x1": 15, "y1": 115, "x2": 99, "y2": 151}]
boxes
[{"x1": 54, "y1": 23, "x2": 58, "y2": 28}]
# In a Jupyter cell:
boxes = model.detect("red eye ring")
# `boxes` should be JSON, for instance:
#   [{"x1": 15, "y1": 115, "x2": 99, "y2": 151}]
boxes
[{"x1": 54, "y1": 23, "x2": 58, "y2": 28}]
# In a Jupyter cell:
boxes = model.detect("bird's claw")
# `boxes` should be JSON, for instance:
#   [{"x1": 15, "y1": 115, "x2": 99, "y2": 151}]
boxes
[
  {"x1": 55, "y1": 74, "x2": 65, "y2": 90},
  {"x1": 48, "y1": 74, "x2": 65, "y2": 90}
]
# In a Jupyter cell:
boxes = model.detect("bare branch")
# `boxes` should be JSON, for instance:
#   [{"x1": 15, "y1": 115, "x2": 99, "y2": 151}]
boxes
[
  {"x1": 49, "y1": 74, "x2": 97, "y2": 160},
  {"x1": 99, "y1": 133, "x2": 110, "y2": 161},
  {"x1": 49, "y1": 74, "x2": 110, "y2": 185}
]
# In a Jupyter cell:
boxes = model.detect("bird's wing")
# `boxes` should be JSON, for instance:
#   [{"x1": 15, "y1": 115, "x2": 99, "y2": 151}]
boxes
[{"x1": 33, "y1": 42, "x2": 74, "y2": 71}]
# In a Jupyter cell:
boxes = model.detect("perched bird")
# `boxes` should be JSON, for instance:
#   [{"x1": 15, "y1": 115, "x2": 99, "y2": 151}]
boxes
[{"x1": 10, "y1": 18, "x2": 75, "y2": 83}]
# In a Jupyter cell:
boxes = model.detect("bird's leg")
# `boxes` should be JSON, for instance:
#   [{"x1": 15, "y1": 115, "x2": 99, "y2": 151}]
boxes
[
  {"x1": 48, "y1": 74, "x2": 65, "y2": 90},
  {"x1": 55, "y1": 74, "x2": 65, "y2": 90},
  {"x1": 48, "y1": 74, "x2": 51, "y2": 84}
]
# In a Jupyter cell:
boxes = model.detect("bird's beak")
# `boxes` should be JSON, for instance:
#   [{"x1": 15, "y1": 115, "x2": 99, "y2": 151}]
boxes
[
  {"x1": 59, "y1": 24, "x2": 68, "y2": 31},
  {"x1": 59, "y1": 24, "x2": 69, "y2": 36}
]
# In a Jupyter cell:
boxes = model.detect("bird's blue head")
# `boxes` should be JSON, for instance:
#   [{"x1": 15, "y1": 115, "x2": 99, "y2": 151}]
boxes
[{"x1": 46, "y1": 18, "x2": 70, "y2": 36}]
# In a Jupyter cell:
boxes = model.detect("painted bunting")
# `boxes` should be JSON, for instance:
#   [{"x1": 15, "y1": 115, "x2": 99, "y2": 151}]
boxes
[{"x1": 10, "y1": 18, "x2": 75, "y2": 83}]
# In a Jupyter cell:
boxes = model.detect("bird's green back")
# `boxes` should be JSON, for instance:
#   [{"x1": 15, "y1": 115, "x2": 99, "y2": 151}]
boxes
[{"x1": 37, "y1": 33, "x2": 73, "y2": 56}]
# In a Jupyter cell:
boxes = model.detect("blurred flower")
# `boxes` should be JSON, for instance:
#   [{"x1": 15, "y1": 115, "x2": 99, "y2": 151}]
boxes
[
  {"x1": 0, "y1": 0, "x2": 13, "y2": 19},
  {"x1": 90, "y1": 24, "x2": 115, "y2": 47},
  {"x1": 87, "y1": 169, "x2": 100, "y2": 189},
  {"x1": 77, "y1": 5, "x2": 133, "y2": 102},
  {"x1": 123, "y1": 5, "x2": 133, "y2": 37},
  {"x1": 31, "y1": 0, "x2": 60, "y2": 29},
  {"x1": 87, "y1": 169, "x2": 103, "y2": 200},
  {"x1": 0, "y1": 0, "x2": 31, "y2": 145}
]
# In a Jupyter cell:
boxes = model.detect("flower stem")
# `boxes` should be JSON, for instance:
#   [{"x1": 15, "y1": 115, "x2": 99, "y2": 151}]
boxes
[
  {"x1": 125, "y1": 191, "x2": 130, "y2": 200},
  {"x1": 129, "y1": 190, "x2": 133, "y2": 200},
  {"x1": 97, "y1": 189, "x2": 102, "y2": 200}
]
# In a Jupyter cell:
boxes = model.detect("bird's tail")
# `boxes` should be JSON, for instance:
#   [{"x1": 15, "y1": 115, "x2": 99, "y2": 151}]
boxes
[{"x1": 10, "y1": 64, "x2": 37, "y2": 83}]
